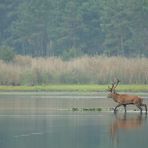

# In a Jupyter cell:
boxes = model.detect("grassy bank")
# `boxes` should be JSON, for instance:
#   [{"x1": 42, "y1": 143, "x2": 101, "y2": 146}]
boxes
[
  {"x1": 0, "y1": 55, "x2": 148, "y2": 85},
  {"x1": 0, "y1": 84, "x2": 147, "y2": 92}
]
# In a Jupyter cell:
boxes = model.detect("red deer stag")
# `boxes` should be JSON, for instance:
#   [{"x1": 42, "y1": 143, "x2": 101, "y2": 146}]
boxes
[{"x1": 107, "y1": 79, "x2": 147, "y2": 113}]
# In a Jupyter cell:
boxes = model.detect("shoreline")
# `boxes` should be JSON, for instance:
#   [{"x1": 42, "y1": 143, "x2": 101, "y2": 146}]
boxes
[{"x1": 0, "y1": 84, "x2": 147, "y2": 92}]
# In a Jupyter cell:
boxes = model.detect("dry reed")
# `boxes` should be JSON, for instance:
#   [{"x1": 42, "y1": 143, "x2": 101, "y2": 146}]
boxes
[{"x1": 0, "y1": 55, "x2": 147, "y2": 85}]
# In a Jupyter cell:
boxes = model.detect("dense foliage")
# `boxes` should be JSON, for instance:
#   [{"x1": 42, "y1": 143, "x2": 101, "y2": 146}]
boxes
[{"x1": 0, "y1": 0, "x2": 148, "y2": 57}]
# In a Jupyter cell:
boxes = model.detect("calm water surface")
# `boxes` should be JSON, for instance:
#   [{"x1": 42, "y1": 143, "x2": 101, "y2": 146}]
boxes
[{"x1": 0, "y1": 92, "x2": 148, "y2": 148}]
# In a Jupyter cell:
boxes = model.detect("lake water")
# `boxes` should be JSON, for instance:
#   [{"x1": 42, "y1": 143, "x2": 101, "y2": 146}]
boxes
[{"x1": 0, "y1": 92, "x2": 148, "y2": 148}]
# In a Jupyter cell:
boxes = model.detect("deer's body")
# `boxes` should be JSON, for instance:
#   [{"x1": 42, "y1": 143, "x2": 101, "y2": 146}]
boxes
[
  {"x1": 107, "y1": 79, "x2": 147, "y2": 113},
  {"x1": 109, "y1": 93, "x2": 143, "y2": 105}
]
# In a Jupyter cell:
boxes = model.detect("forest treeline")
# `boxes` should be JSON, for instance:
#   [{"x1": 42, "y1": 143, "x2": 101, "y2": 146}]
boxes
[{"x1": 0, "y1": 0, "x2": 148, "y2": 58}]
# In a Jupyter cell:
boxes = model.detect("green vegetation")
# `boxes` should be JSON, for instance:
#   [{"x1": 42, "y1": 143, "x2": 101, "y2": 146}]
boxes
[
  {"x1": 0, "y1": 84, "x2": 147, "y2": 92},
  {"x1": 0, "y1": 0, "x2": 148, "y2": 57},
  {"x1": 0, "y1": 46, "x2": 15, "y2": 62},
  {"x1": 82, "y1": 108, "x2": 102, "y2": 112},
  {"x1": 72, "y1": 108, "x2": 79, "y2": 111},
  {"x1": 72, "y1": 108, "x2": 102, "y2": 112}
]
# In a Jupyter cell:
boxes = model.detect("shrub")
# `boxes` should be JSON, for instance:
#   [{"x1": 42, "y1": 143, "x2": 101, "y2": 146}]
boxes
[{"x1": 0, "y1": 46, "x2": 15, "y2": 62}]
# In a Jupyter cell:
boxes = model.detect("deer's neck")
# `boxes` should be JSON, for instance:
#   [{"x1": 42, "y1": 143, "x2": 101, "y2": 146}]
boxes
[{"x1": 112, "y1": 93, "x2": 119, "y2": 102}]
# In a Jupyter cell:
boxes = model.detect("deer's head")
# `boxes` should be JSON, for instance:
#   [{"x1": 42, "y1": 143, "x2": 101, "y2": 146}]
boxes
[{"x1": 107, "y1": 78, "x2": 120, "y2": 98}]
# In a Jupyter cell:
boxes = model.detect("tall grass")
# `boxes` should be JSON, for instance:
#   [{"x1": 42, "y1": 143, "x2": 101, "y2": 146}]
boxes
[{"x1": 0, "y1": 55, "x2": 148, "y2": 85}]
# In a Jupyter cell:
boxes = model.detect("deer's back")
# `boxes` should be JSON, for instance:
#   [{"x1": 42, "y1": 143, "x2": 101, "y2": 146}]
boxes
[{"x1": 116, "y1": 94, "x2": 143, "y2": 104}]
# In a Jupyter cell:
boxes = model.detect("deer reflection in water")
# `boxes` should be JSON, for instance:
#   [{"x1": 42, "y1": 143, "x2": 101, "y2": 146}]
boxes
[{"x1": 110, "y1": 113, "x2": 147, "y2": 145}]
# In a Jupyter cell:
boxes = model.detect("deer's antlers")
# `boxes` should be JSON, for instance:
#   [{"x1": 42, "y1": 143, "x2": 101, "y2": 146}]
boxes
[
  {"x1": 113, "y1": 78, "x2": 120, "y2": 89},
  {"x1": 108, "y1": 78, "x2": 120, "y2": 93}
]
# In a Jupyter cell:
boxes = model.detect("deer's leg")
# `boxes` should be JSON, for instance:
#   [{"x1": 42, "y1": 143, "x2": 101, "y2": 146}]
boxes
[
  {"x1": 136, "y1": 104, "x2": 142, "y2": 113},
  {"x1": 114, "y1": 104, "x2": 122, "y2": 112},
  {"x1": 123, "y1": 104, "x2": 127, "y2": 113},
  {"x1": 140, "y1": 104, "x2": 147, "y2": 113},
  {"x1": 145, "y1": 104, "x2": 147, "y2": 113}
]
